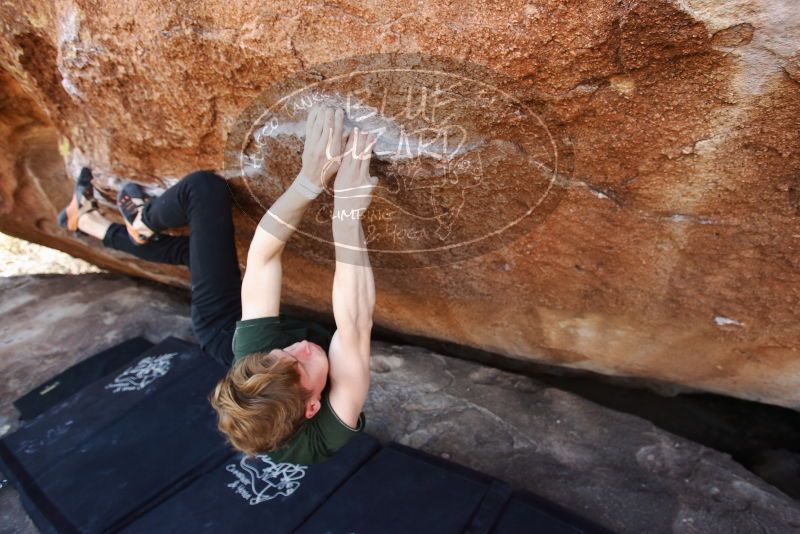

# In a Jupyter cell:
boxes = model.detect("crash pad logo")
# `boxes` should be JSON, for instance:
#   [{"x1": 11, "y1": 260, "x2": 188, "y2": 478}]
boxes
[
  {"x1": 226, "y1": 454, "x2": 308, "y2": 505},
  {"x1": 104, "y1": 352, "x2": 178, "y2": 393},
  {"x1": 224, "y1": 53, "x2": 572, "y2": 268}
]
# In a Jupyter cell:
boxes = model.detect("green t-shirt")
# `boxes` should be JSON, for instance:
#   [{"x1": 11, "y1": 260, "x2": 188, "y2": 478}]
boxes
[{"x1": 230, "y1": 313, "x2": 365, "y2": 465}]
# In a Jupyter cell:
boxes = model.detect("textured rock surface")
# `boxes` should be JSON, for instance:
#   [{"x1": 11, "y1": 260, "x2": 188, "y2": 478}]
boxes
[
  {"x1": 366, "y1": 345, "x2": 800, "y2": 534},
  {"x1": 1, "y1": 274, "x2": 799, "y2": 533},
  {"x1": 0, "y1": 1, "x2": 799, "y2": 407}
]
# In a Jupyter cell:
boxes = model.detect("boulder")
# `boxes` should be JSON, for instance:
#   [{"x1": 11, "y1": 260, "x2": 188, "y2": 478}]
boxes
[{"x1": 0, "y1": 1, "x2": 799, "y2": 407}]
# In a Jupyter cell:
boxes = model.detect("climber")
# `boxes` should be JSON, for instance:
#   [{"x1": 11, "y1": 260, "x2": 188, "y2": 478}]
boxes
[{"x1": 57, "y1": 105, "x2": 378, "y2": 464}]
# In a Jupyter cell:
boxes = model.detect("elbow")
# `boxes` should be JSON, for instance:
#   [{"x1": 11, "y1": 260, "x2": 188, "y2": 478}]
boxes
[
  {"x1": 342, "y1": 318, "x2": 372, "y2": 335},
  {"x1": 338, "y1": 317, "x2": 373, "y2": 340},
  {"x1": 356, "y1": 317, "x2": 373, "y2": 334},
  {"x1": 247, "y1": 247, "x2": 281, "y2": 268}
]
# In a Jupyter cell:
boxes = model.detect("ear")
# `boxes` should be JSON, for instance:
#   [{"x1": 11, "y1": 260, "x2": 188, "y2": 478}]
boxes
[{"x1": 305, "y1": 398, "x2": 321, "y2": 419}]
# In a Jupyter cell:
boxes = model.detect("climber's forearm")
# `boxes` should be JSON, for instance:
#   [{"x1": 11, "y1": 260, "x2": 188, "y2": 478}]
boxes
[
  {"x1": 250, "y1": 172, "x2": 318, "y2": 262},
  {"x1": 240, "y1": 172, "x2": 316, "y2": 319},
  {"x1": 332, "y1": 219, "x2": 375, "y2": 331}
]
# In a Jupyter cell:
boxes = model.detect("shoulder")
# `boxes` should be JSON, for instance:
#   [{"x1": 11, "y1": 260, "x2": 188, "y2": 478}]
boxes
[
  {"x1": 231, "y1": 315, "x2": 286, "y2": 362},
  {"x1": 269, "y1": 392, "x2": 365, "y2": 465},
  {"x1": 306, "y1": 391, "x2": 365, "y2": 460},
  {"x1": 317, "y1": 390, "x2": 366, "y2": 435}
]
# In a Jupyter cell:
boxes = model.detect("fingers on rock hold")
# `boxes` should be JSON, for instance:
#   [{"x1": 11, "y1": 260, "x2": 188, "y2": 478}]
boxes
[
  {"x1": 320, "y1": 107, "x2": 334, "y2": 143},
  {"x1": 333, "y1": 108, "x2": 344, "y2": 150},
  {"x1": 305, "y1": 105, "x2": 318, "y2": 138}
]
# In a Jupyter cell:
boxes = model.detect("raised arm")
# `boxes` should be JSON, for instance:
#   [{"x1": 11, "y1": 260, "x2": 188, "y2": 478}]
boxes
[
  {"x1": 241, "y1": 105, "x2": 345, "y2": 319},
  {"x1": 327, "y1": 128, "x2": 378, "y2": 427}
]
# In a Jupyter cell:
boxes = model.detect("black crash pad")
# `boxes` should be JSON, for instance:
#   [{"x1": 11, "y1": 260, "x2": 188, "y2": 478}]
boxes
[
  {"x1": 13, "y1": 337, "x2": 154, "y2": 421},
  {"x1": 0, "y1": 337, "x2": 230, "y2": 533},
  {"x1": 122, "y1": 433, "x2": 381, "y2": 534},
  {"x1": 490, "y1": 491, "x2": 613, "y2": 534},
  {"x1": 295, "y1": 442, "x2": 512, "y2": 534},
  {"x1": 1, "y1": 335, "x2": 611, "y2": 534}
]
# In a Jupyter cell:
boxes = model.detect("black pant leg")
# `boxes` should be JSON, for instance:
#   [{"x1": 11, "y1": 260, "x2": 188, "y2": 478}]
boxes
[
  {"x1": 104, "y1": 172, "x2": 241, "y2": 366},
  {"x1": 140, "y1": 179, "x2": 191, "y2": 231},
  {"x1": 102, "y1": 223, "x2": 190, "y2": 266},
  {"x1": 145, "y1": 171, "x2": 242, "y2": 365}
]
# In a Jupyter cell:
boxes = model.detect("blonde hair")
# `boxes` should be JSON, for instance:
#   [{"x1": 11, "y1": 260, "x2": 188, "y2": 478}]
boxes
[{"x1": 210, "y1": 350, "x2": 310, "y2": 455}]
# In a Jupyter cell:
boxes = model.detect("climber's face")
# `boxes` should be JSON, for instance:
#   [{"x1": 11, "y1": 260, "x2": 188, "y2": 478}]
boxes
[{"x1": 278, "y1": 340, "x2": 329, "y2": 416}]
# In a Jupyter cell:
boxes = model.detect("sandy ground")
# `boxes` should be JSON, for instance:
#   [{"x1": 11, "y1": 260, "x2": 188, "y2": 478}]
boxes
[{"x1": 0, "y1": 233, "x2": 102, "y2": 276}]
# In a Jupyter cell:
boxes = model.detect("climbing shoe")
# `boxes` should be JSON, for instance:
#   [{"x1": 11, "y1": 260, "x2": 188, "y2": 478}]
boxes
[
  {"x1": 116, "y1": 181, "x2": 156, "y2": 245},
  {"x1": 57, "y1": 167, "x2": 98, "y2": 235}
]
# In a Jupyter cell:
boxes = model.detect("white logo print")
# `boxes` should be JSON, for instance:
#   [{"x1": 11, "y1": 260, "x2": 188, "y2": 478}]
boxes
[
  {"x1": 105, "y1": 353, "x2": 178, "y2": 393},
  {"x1": 226, "y1": 455, "x2": 308, "y2": 505}
]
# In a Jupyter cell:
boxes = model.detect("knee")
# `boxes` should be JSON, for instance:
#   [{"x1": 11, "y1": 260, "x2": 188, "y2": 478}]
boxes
[{"x1": 181, "y1": 171, "x2": 227, "y2": 196}]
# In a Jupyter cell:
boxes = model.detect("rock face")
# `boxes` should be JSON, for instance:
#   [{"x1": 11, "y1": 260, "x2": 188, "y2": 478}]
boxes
[
  {"x1": 2, "y1": 274, "x2": 799, "y2": 534},
  {"x1": 0, "y1": 1, "x2": 799, "y2": 407},
  {"x1": 366, "y1": 344, "x2": 800, "y2": 534}
]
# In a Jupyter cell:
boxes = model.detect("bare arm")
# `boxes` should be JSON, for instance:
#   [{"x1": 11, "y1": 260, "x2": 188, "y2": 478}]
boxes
[
  {"x1": 241, "y1": 105, "x2": 345, "y2": 319},
  {"x1": 240, "y1": 187, "x2": 312, "y2": 319},
  {"x1": 328, "y1": 128, "x2": 378, "y2": 426}
]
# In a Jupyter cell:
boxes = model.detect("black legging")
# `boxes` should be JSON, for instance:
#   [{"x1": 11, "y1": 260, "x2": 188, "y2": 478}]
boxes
[{"x1": 102, "y1": 171, "x2": 241, "y2": 367}]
